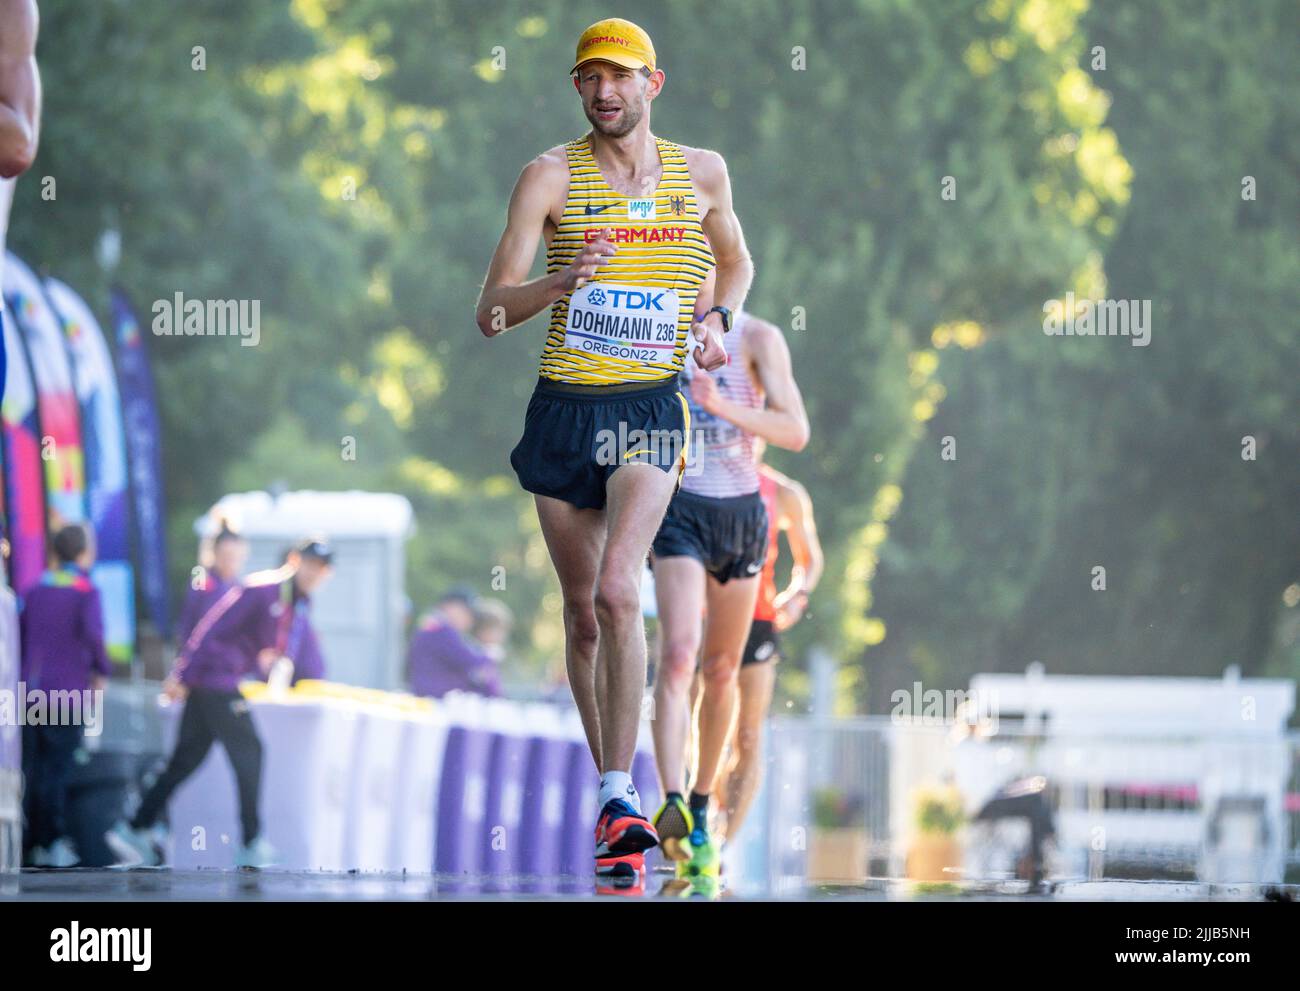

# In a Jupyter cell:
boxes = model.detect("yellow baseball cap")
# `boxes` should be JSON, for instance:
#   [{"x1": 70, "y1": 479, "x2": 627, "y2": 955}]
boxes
[{"x1": 570, "y1": 18, "x2": 657, "y2": 75}]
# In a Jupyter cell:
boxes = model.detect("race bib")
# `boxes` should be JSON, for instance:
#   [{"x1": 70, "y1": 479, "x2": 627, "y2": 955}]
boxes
[
  {"x1": 696, "y1": 413, "x2": 744, "y2": 450},
  {"x1": 684, "y1": 369, "x2": 743, "y2": 450},
  {"x1": 564, "y1": 282, "x2": 680, "y2": 366}
]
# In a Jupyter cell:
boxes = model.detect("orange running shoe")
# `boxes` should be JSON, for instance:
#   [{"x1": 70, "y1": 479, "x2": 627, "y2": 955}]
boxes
[{"x1": 594, "y1": 798, "x2": 659, "y2": 862}]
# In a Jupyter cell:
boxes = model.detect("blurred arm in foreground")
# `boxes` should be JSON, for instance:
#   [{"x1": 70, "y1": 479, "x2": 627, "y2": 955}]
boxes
[
  {"x1": 0, "y1": 0, "x2": 40, "y2": 299},
  {"x1": 0, "y1": 0, "x2": 39, "y2": 180}
]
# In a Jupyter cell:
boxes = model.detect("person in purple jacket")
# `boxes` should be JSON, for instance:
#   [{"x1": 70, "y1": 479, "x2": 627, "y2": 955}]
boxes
[
  {"x1": 105, "y1": 538, "x2": 334, "y2": 869},
  {"x1": 175, "y1": 518, "x2": 248, "y2": 647},
  {"x1": 250, "y1": 541, "x2": 330, "y2": 687},
  {"x1": 406, "y1": 586, "x2": 502, "y2": 699},
  {"x1": 20, "y1": 524, "x2": 110, "y2": 868}
]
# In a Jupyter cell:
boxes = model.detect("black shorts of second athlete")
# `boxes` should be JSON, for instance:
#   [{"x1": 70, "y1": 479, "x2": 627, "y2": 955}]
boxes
[
  {"x1": 741, "y1": 618, "x2": 781, "y2": 666},
  {"x1": 651, "y1": 488, "x2": 768, "y2": 584}
]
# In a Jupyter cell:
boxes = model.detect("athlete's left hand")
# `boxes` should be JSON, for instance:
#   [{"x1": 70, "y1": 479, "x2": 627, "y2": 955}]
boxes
[
  {"x1": 691, "y1": 314, "x2": 728, "y2": 372},
  {"x1": 774, "y1": 590, "x2": 809, "y2": 631},
  {"x1": 689, "y1": 371, "x2": 724, "y2": 414}
]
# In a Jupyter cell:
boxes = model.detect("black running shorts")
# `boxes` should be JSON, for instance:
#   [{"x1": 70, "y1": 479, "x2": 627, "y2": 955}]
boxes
[
  {"x1": 510, "y1": 375, "x2": 690, "y2": 511},
  {"x1": 741, "y1": 618, "x2": 781, "y2": 666},
  {"x1": 651, "y1": 488, "x2": 769, "y2": 584}
]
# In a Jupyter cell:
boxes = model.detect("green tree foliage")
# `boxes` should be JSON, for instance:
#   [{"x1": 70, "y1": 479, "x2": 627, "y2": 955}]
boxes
[
  {"x1": 13, "y1": 0, "x2": 372, "y2": 536},
  {"x1": 867, "y1": 0, "x2": 1299, "y2": 709}
]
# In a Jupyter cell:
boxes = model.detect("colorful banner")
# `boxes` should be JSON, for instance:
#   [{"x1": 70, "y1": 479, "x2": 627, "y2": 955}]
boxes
[
  {"x1": 45, "y1": 277, "x2": 137, "y2": 663},
  {"x1": 111, "y1": 288, "x2": 170, "y2": 637},
  {"x1": 0, "y1": 305, "x2": 6, "y2": 576},
  {"x1": 0, "y1": 303, "x2": 45, "y2": 595},
  {"x1": 0, "y1": 258, "x2": 5, "y2": 416},
  {"x1": 2, "y1": 253, "x2": 87, "y2": 535}
]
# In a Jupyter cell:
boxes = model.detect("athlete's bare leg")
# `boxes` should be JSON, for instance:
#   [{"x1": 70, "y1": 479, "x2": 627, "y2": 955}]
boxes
[
  {"x1": 708, "y1": 670, "x2": 738, "y2": 836},
  {"x1": 687, "y1": 668, "x2": 704, "y2": 791},
  {"x1": 535, "y1": 495, "x2": 607, "y2": 767},
  {"x1": 694, "y1": 574, "x2": 760, "y2": 805},
  {"x1": 595, "y1": 463, "x2": 679, "y2": 774},
  {"x1": 716, "y1": 659, "x2": 776, "y2": 840},
  {"x1": 651, "y1": 556, "x2": 706, "y2": 795}
]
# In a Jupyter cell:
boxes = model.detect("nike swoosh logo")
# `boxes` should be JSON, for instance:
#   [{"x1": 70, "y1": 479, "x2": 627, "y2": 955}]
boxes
[
  {"x1": 584, "y1": 203, "x2": 614, "y2": 215},
  {"x1": 624, "y1": 449, "x2": 653, "y2": 460}
]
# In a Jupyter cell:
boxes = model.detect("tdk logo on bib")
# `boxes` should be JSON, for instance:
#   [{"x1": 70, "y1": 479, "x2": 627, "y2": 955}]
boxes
[
  {"x1": 588, "y1": 288, "x2": 666, "y2": 311},
  {"x1": 565, "y1": 281, "x2": 680, "y2": 366},
  {"x1": 628, "y1": 198, "x2": 656, "y2": 220}
]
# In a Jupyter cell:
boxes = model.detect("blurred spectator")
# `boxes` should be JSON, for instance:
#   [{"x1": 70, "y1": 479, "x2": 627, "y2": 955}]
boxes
[
  {"x1": 19, "y1": 523, "x2": 108, "y2": 868},
  {"x1": 254, "y1": 538, "x2": 332, "y2": 686},
  {"x1": 972, "y1": 775, "x2": 1057, "y2": 889},
  {"x1": 106, "y1": 537, "x2": 333, "y2": 869},
  {"x1": 407, "y1": 586, "x2": 501, "y2": 699},
  {"x1": 176, "y1": 517, "x2": 247, "y2": 646},
  {"x1": 471, "y1": 598, "x2": 514, "y2": 662}
]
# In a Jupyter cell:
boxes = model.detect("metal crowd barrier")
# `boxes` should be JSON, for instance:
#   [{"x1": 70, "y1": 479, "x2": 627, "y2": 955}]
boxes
[{"x1": 731, "y1": 715, "x2": 1300, "y2": 892}]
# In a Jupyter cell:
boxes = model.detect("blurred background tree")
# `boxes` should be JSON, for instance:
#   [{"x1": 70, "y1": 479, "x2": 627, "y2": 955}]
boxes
[{"x1": 867, "y1": 0, "x2": 1300, "y2": 709}]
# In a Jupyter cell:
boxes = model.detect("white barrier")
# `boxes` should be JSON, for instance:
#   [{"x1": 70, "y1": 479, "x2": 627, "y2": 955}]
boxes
[
  {"x1": 341, "y1": 700, "x2": 407, "y2": 871},
  {"x1": 388, "y1": 707, "x2": 447, "y2": 873},
  {"x1": 158, "y1": 682, "x2": 655, "y2": 874},
  {"x1": 168, "y1": 691, "x2": 363, "y2": 869}
]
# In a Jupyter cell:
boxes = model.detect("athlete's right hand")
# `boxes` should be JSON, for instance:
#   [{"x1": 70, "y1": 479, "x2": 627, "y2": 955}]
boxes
[
  {"x1": 559, "y1": 230, "x2": 616, "y2": 291},
  {"x1": 691, "y1": 318, "x2": 728, "y2": 372},
  {"x1": 162, "y1": 675, "x2": 188, "y2": 702}
]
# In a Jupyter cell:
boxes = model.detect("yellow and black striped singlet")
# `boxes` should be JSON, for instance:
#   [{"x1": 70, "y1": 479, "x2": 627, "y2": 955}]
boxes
[{"x1": 539, "y1": 136, "x2": 714, "y2": 385}]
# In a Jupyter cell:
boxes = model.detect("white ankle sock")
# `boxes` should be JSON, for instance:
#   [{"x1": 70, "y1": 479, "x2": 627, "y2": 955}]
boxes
[{"x1": 598, "y1": 771, "x2": 640, "y2": 812}]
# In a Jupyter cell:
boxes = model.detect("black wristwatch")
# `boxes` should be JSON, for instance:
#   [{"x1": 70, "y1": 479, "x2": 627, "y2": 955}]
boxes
[{"x1": 705, "y1": 305, "x2": 733, "y2": 334}]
